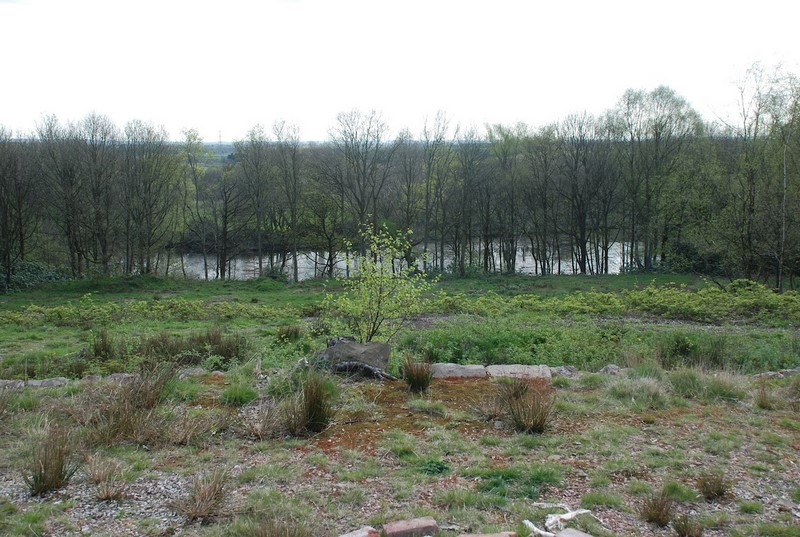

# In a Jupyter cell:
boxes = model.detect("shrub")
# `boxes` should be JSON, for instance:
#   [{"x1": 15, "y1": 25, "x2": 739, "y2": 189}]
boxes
[
  {"x1": 672, "y1": 514, "x2": 704, "y2": 537},
  {"x1": 322, "y1": 225, "x2": 435, "y2": 343},
  {"x1": 696, "y1": 470, "x2": 731, "y2": 501},
  {"x1": 639, "y1": 492, "x2": 674, "y2": 527},
  {"x1": 172, "y1": 467, "x2": 229, "y2": 521},
  {"x1": 403, "y1": 356, "x2": 433, "y2": 393},
  {"x1": 23, "y1": 424, "x2": 80, "y2": 496},
  {"x1": 221, "y1": 384, "x2": 258, "y2": 407}
]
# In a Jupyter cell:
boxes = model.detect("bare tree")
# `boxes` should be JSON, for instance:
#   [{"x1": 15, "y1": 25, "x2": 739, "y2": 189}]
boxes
[
  {"x1": 273, "y1": 120, "x2": 304, "y2": 282},
  {"x1": 122, "y1": 120, "x2": 181, "y2": 274},
  {"x1": 37, "y1": 115, "x2": 86, "y2": 276},
  {"x1": 326, "y1": 109, "x2": 399, "y2": 252},
  {"x1": 0, "y1": 129, "x2": 39, "y2": 289},
  {"x1": 181, "y1": 129, "x2": 215, "y2": 280},
  {"x1": 235, "y1": 125, "x2": 273, "y2": 275},
  {"x1": 77, "y1": 113, "x2": 121, "y2": 274}
]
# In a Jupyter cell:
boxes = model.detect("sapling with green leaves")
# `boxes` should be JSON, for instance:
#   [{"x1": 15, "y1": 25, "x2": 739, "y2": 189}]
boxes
[{"x1": 323, "y1": 224, "x2": 435, "y2": 343}]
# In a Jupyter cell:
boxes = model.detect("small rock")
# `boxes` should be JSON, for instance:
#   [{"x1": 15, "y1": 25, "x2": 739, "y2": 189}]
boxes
[
  {"x1": 598, "y1": 364, "x2": 623, "y2": 375},
  {"x1": 178, "y1": 367, "x2": 206, "y2": 379},
  {"x1": 551, "y1": 365, "x2": 579, "y2": 379},
  {"x1": 431, "y1": 363, "x2": 487, "y2": 379},
  {"x1": 556, "y1": 530, "x2": 593, "y2": 537},
  {"x1": 486, "y1": 364, "x2": 551, "y2": 380},
  {"x1": 753, "y1": 372, "x2": 784, "y2": 380},
  {"x1": 383, "y1": 516, "x2": 439, "y2": 537},
  {"x1": 106, "y1": 373, "x2": 139, "y2": 383},
  {"x1": 340, "y1": 526, "x2": 380, "y2": 537},
  {"x1": 0, "y1": 379, "x2": 24, "y2": 389}
]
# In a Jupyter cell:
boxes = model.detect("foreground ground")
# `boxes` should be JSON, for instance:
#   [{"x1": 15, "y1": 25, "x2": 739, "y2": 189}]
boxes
[
  {"x1": 0, "y1": 274, "x2": 799, "y2": 535},
  {"x1": 1, "y1": 366, "x2": 799, "y2": 536}
]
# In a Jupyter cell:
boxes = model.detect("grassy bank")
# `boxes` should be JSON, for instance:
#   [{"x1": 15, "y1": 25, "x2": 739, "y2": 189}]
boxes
[{"x1": 0, "y1": 274, "x2": 798, "y2": 380}]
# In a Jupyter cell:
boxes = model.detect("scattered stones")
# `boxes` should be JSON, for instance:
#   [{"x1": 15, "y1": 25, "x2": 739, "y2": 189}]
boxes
[
  {"x1": 26, "y1": 377, "x2": 68, "y2": 388},
  {"x1": 486, "y1": 364, "x2": 551, "y2": 380},
  {"x1": 431, "y1": 363, "x2": 487, "y2": 379},
  {"x1": 383, "y1": 516, "x2": 439, "y2": 537}
]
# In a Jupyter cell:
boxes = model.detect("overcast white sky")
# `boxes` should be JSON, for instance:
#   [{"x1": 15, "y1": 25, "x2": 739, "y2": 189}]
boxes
[{"x1": 1, "y1": 0, "x2": 798, "y2": 142}]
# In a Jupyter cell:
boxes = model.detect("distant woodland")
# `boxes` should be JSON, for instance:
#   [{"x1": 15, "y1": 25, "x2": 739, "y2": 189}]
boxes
[{"x1": 1, "y1": 65, "x2": 799, "y2": 290}]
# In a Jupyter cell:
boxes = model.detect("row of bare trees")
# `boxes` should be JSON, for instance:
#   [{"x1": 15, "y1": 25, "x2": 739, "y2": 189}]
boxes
[{"x1": 1, "y1": 66, "x2": 799, "y2": 289}]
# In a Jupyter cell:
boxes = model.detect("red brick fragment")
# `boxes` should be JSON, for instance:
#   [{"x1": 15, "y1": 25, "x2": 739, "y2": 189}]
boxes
[{"x1": 383, "y1": 516, "x2": 439, "y2": 537}]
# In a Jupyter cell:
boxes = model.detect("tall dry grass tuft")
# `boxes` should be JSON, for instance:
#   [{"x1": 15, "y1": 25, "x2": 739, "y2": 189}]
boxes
[
  {"x1": 697, "y1": 470, "x2": 731, "y2": 501},
  {"x1": 71, "y1": 365, "x2": 174, "y2": 447},
  {"x1": 302, "y1": 371, "x2": 334, "y2": 433},
  {"x1": 639, "y1": 492, "x2": 674, "y2": 526},
  {"x1": 172, "y1": 467, "x2": 229, "y2": 521},
  {"x1": 85, "y1": 453, "x2": 126, "y2": 501},
  {"x1": 23, "y1": 424, "x2": 80, "y2": 496},
  {"x1": 403, "y1": 356, "x2": 433, "y2": 393},
  {"x1": 498, "y1": 378, "x2": 555, "y2": 434}
]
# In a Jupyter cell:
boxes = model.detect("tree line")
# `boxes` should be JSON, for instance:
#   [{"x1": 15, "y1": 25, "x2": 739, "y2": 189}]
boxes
[{"x1": 1, "y1": 65, "x2": 799, "y2": 290}]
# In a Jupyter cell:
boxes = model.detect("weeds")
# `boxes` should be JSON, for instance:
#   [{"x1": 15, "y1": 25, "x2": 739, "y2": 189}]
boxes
[
  {"x1": 277, "y1": 324, "x2": 303, "y2": 342},
  {"x1": 0, "y1": 386, "x2": 15, "y2": 416},
  {"x1": 23, "y1": 424, "x2": 80, "y2": 496},
  {"x1": 672, "y1": 514, "x2": 704, "y2": 537},
  {"x1": 754, "y1": 379, "x2": 776, "y2": 410},
  {"x1": 172, "y1": 467, "x2": 229, "y2": 521},
  {"x1": 639, "y1": 492, "x2": 674, "y2": 526},
  {"x1": 71, "y1": 370, "x2": 172, "y2": 447},
  {"x1": 244, "y1": 399, "x2": 282, "y2": 440},
  {"x1": 85, "y1": 454, "x2": 126, "y2": 501},
  {"x1": 221, "y1": 384, "x2": 258, "y2": 407},
  {"x1": 402, "y1": 356, "x2": 433, "y2": 393},
  {"x1": 697, "y1": 470, "x2": 732, "y2": 501}
]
